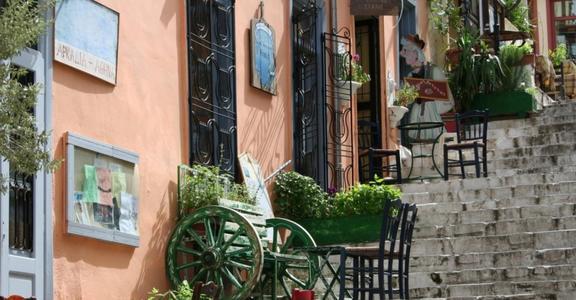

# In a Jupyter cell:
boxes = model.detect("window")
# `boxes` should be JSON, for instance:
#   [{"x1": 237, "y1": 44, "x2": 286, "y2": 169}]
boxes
[
  {"x1": 550, "y1": 0, "x2": 576, "y2": 58},
  {"x1": 186, "y1": 0, "x2": 237, "y2": 175},
  {"x1": 66, "y1": 132, "x2": 139, "y2": 247}
]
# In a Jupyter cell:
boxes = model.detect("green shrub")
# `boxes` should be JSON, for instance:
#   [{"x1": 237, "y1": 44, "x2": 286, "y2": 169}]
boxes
[
  {"x1": 331, "y1": 180, "x2": 402, "y2": 217},
  {"x1": 179, "y1": 164, "x2": 255, "y2": 216},
  {"x1": 148, "y1": 280, "x2": 212, "y2": 300},
  {"x1": 549, "y1": 44, "x2": 568, "y2": 67},
  {"x1": 274, "y1": 171, "x2": 329, "y2": 219}
]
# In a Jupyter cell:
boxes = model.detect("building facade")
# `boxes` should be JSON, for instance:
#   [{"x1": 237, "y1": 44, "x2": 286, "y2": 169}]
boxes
[{"x1": 0, "y1": 0, "x2": 435, "y2": 298}]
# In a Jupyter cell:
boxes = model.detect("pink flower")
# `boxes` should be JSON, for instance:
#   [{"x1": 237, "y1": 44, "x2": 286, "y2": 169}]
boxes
[{"x1": 353, "y1": 54, "x2": 360, "y2": 62}]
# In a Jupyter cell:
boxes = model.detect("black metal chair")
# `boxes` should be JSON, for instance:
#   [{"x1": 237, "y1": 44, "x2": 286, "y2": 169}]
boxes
[
  {"x1": 443, "y1": 110, "x2": 489, "y2": 180},
  {"x1": 398, "y1": 203, "x2": 418, "y2": 299},
  {"x1": 344, "y1": 199, "x2": 405, "y2": 299},
  {"x1": 358, "y1": 120, "x2": 402, "y2": 184}
]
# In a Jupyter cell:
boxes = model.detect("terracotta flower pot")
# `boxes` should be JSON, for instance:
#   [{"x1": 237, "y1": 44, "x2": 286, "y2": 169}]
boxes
[
  {"x1": 446, "y1": 48, "x2": 462, "y2": 65},
  {"x1": 519, "y1": 53, "x2": 535, "y2": 66}
]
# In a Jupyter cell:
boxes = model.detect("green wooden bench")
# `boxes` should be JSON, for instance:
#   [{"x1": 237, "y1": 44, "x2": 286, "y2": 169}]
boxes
[{"x1": 165, "y1": 165, "x2": 318, "y2": 300}]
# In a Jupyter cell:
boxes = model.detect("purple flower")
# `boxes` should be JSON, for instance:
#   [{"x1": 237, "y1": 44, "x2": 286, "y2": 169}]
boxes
[
  {"x1": 352, "y1": 54, "x2": 360, "y2": 62},
  {"x1": 327, "y1": 186, "x2": 338, "y2": 197}
]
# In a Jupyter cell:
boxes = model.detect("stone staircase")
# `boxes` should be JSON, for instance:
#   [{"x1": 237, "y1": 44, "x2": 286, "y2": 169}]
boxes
[{"x1": 402, "y1": 101, "x2": 576, "y2": 299}]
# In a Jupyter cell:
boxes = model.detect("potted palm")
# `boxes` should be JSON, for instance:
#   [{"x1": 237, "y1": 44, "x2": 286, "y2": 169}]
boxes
[{"x1": 389, "y1": 83, "x2": 418, "y2": 128}]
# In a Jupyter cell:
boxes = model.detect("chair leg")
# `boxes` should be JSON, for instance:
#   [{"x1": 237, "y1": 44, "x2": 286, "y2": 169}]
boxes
[
  {"x1": 474, "y1": 145, "x2": 480, "y2": 178},
  {"x1": 483, "y1": 145, "x2": 488, "y2": 177},
  {"x1": 396, "y1": 151, "x2": 402, "y2": 184},
  {"x1": 458, "y1": 149, "x2": 465, "y2": 179},
  {"x1": 443, "y1": 145, "x2": 449, "y2": 181},
  {"x1": 353, "y1": 256, "x2": 359, "y2": 300}
]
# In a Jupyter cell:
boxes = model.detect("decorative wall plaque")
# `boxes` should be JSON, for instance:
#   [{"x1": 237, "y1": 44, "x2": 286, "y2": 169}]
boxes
[
  {"x1": 250, "y1": 2, "x2": 277, "y2": 94},
  {"x1": 350, "y1": 0, "x2": 401, "y2": 16}
]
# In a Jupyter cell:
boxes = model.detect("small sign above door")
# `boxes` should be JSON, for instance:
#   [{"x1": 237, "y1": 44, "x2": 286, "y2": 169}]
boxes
[{"x1": 350, "y1": 0, "x2": 400, "y2": 16}]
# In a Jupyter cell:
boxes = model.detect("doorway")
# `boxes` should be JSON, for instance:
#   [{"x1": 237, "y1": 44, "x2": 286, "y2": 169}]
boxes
[{"x1": 0, "y1": 48, "x2": 48, "y2": 297}]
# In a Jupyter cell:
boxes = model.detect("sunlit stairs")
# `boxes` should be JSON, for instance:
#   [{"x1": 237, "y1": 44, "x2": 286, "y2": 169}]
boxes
[{"x1": 402, "y1": 101, "x2": 576, "y2": 299}]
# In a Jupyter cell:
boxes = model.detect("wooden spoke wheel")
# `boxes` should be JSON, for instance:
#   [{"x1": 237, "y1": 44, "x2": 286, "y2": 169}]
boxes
[
  {"x1": 265, "y1": 218, "x2": 319, "y2": 297},
  {"x1": 166, "y1": 206, "x2": 263, "y2": 300}
]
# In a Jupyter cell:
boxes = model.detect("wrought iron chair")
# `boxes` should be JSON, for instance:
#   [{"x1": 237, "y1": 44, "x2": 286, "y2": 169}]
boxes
[
  {"x1": 398, "y1": 203, "x2": 418, "y2": 299},
  {"x1": 343, "y1": 199, "x2": 405, "y2": 299},
  {"x1": 443, "y1": 110, "x2": 489, "y2": 180},
  {"x1": 358, "y1": 120, "x2": 402, "y2": 184}
]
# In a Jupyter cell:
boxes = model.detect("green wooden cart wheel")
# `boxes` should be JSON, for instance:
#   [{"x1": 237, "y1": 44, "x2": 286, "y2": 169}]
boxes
[
  {"x1": 166, "y1": 206, "x2": 264, "y2": 300},
  {"x1": 265, "y1": 218, "x2": 319, "y2": 297}
]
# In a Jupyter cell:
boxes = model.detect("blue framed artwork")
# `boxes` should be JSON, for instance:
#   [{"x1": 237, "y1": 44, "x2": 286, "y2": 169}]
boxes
[
  {"x1": 251, "y1": 19, "x2": 277, "y2": 94},
  {"x1": 54, "y1": 0, "x2": 119, "y2": 85}
]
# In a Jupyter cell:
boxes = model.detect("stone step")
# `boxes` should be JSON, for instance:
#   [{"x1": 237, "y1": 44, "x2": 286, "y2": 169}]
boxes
[
  {"x1": 400, "y1": 172, "x2": 576, "y2": 194},
  {"x1": 488, "y1": 154, "x2": 576, "y2": 171},
  {"x1": 411, "y1": 264, "x2": 576, "y2": 289},
  {"x1": 415, "y1": 203, "x2": 576, "y2": 227},
  {"x1": 487, "y1": 131, "x2": 576, "y2": 151},
  {"x1": 453, "y1": 293, "x2": 575, "y2": 300},
  {"x1": 414, "y1": 216, "x2": 576, "y2": 239},
  {"x1": 411, "y1": 248, "x2": 576, "y2": 273},
  {"x1": 410, "y1": 280, "x2": 576, "y2": 299},
  {"x1": 488, "y1": 113, "x2": 576, "y2": 130},
  {"x1": 403, "y1": 182, "x2": 576, "y2": 205},
  {"x1": 411, "y1": 229, "x2": 576, "y2": 256},
  {"x1": 487, "y1": 143, "x2": 576, "y2": 161},
  {"x1": 494, "y1": 165, "x2": 576, "y2": 177},
  {"x1": 412, "y1": 194, "x2": 576, "y2": 214},
  {"x1": 487, "y1": 121, "x2": 576, "y2": 142}
]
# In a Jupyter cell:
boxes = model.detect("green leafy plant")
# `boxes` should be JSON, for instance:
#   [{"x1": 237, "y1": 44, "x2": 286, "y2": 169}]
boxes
[
  {"x1": 504, "y1": 0, "x2": 532, "y2": 34},
  {"x1": 337, "y1": 53, "x2": 371, "y2": 84},
  {"x1": 395, "y1": 83, "x2": 419, "y2": 107},
  {"x1": 0, "y1": 0, "x2": 59, "y2": 193},
  {"x1": 274, "y1": 171, "x2": 329, "y2": 219},
  {"x1": 330, "y1": 178, "x2": 402, "y2": 217},
  {"x1": 430, "y1": 0, "x2": 461, "y2": 36},
  {"x1": 179, "y1": 164, "x2": 255, "y2": 216},
  {"x1": 498, "y1": 44, "x2": 532, "y2": 91},
  {"x1": 549, "y1": 44, "x2": 568, "y2": 67},
  {"x1": 148, "y1": 280, "x2": 212, "y2": 300}
]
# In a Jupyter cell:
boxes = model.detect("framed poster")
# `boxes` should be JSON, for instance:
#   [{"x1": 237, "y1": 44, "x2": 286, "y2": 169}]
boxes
[
  {"x1": 250, "y1": 18, "x2": 277, "y2": 94},
  {"x1": 238, "y1": 153, "x2": 274, "y2": 219},
  {"x1": 54, "y1": 0, "x2": 119, "y2": 84}
]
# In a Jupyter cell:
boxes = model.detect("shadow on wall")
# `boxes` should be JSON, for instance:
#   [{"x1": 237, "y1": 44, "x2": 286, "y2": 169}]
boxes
[
  {"x1": 239, "y1": 17, "x2": 292, "y2": 176},
  {"x1": 130, "y1": 181, "x2": 177, "y2": 299}
]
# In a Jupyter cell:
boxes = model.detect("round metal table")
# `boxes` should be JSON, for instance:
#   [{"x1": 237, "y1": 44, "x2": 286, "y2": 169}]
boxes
[{"x1": 397, "y1": 121, "x2": 445, "y2": 180}]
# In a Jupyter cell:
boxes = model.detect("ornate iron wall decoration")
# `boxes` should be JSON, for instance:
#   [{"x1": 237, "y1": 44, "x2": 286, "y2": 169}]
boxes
[
  {"x1": 186, "y1": 0, "x2": 237, "y2": 175},
  {"x1": 322, "y1": 29, "x2": 355, "y2": 191}
]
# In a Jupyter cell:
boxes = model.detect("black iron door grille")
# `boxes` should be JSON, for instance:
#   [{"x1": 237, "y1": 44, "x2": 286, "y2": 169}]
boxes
[{"x1": 186, "y1": 0, "x2": 237, "y2": 175}]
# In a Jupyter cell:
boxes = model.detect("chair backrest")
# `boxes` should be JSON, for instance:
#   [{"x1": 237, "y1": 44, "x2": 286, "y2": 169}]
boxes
[
  {"x1": 398, "y1": 203, "x2": 418, "y2": 277},
  {"x1": 455, "y1": 110, "x2": 489, "y2": 143},
  {"x1": 358, "y1": 120, "x2": 381, "y2": 150},
  {"x1": 378, "y1": 198, "x2": 404, "y2": 267},
  {"x1": 192, "y1": 281, "x2": 221, "y2": 300}
]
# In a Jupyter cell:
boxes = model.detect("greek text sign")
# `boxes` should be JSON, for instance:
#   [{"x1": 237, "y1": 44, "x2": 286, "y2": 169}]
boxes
[{"x1": 55, "y1": 0, "x2": 119, "y2": 84}]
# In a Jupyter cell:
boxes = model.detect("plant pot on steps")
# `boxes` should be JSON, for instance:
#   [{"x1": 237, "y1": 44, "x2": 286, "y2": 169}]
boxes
[
  {"x1": 471, "y1": 90, "x2": 535, "y2": 118},
  {"x1": 297, "y1": 214, "x2": 382, "y2": 245},
  {"x1": 388, "y1": 105, "x2": 409, "y2": 128}
]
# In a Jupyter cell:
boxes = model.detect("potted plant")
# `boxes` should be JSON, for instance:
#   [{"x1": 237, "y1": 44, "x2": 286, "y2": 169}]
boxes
[
  {"x1": 389, "y1": 83, "x2": 418, "y2": 128},
  {"x1": 471, "y1": 43, "x2": 536, "y2": 117},
  {"x1": 335, "y1": 53, "x2": 371, "y2": 96},
  {"x1": 549, "y1": 44, "x2": 568, "y2": 68},
  {"x1": 274, "y1": 172, "x2": 402, "y2": 245},
  {"x1": 178, "y1": 164, "x2": 254, "y2": 217}
]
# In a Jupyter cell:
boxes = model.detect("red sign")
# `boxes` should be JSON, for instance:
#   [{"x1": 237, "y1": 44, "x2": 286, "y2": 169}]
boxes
[{"x1": 404, "y1": 77, "x2": 451, "y2": 101}]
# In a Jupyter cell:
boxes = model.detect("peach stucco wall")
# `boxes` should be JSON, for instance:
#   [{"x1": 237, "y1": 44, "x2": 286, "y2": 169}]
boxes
[{"x1": 52, "y1": 0, "x2": 186, "y2": 298}]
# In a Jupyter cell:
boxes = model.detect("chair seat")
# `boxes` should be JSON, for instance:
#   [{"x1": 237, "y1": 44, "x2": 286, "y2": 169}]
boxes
[
  {"x1": 344, "y1": 246, "x2": 399, "y2": 259},
  {"x1": 444, "y1": 141, "x2": 485, "y2": 150}
]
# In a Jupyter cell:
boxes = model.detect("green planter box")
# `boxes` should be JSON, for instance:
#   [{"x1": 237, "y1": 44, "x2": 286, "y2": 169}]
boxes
[
  {"x1": 471, "y1": 90, "x2": 535, "y2": 118},
  {"x1": 297, "y1": 214, "x2": 382, "y2": 245}
]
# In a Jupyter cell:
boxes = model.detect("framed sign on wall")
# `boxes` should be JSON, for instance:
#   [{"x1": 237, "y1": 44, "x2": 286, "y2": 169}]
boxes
[
  {"x1": 54, "y1": 0, "x2": 119, "y2": 85},
  {"x1": 250, "y1": 12, "x2": 277, "y2": 95}
]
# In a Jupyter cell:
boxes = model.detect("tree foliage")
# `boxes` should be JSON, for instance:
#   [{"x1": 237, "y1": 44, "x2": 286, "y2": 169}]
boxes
[{"x1": 0, "y1": 0, "x2": 58, "y2": 193}]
